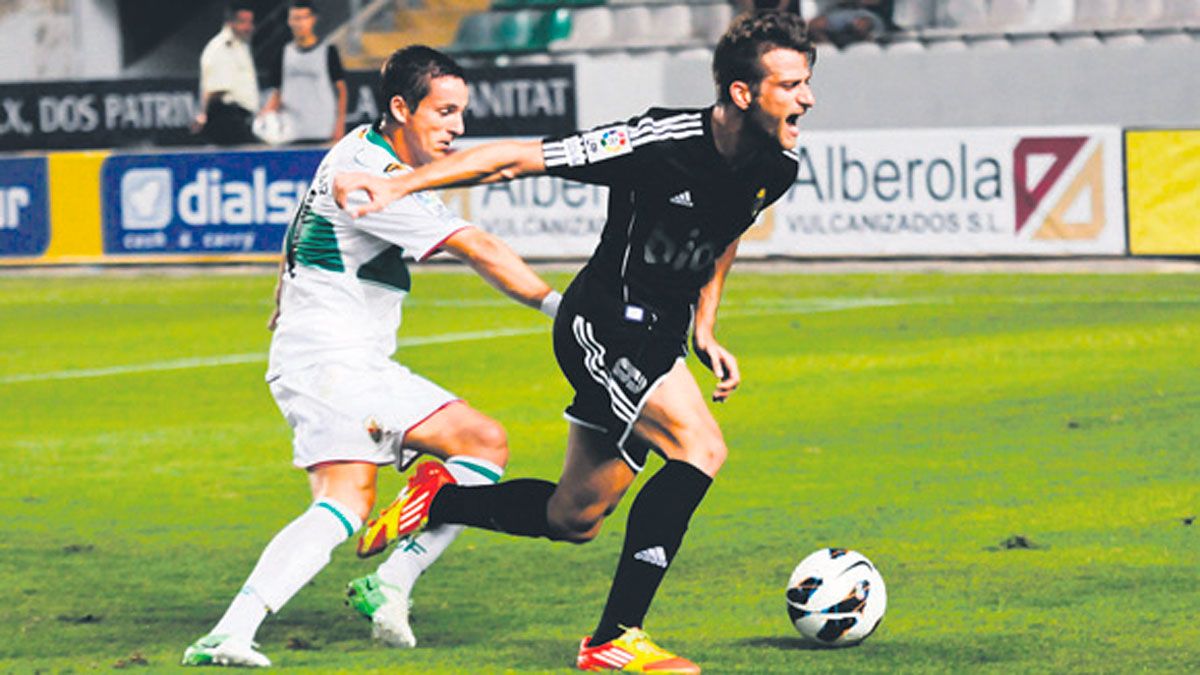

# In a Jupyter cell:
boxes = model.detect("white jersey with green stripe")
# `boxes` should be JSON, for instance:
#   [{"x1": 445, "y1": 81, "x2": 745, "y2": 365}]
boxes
[{"x1": 268, "y1": 124, "x2": 470, "y2": 378}]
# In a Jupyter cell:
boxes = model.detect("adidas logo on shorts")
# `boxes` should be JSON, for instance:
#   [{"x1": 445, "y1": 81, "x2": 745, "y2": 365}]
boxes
[
  {"x1": 634, "y1": 546, "x2": 669, "y2": 569},
  {"x1": 669, "y1": 190, "x2": 693, "y2": 208}
]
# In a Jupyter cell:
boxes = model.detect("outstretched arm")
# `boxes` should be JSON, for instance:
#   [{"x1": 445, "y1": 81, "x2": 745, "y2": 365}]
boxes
[
  {"x1": 335, "y1": 139, "x2": 547, "y2": 217},
  {"x1": 693, "y1": 240, "x2": 741, "y2": 402},
  {"x1": 440, "y1": 227, "x2": 560, "y2": 318}
]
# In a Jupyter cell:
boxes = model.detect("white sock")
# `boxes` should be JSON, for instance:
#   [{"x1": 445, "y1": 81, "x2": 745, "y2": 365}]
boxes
[
  {"x1": 375, "y1": 456, "x2": 503, "y2": 590},
  {"x1": 211, "y1": 497, "x2": 362, "y2": 641}
]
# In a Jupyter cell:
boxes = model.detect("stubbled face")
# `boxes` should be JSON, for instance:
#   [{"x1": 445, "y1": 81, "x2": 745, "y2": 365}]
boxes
[
  {"x1": 746, "y1": 47, "x2": 815, "y2": 150},
  {"x1": 229, "y1": 10, "x2": 254, "y2": 42},
  {"x1": 287, "y1": 7, "x2": 316, "y2": 41},
  {"x1": 398, "y1": 75, "x2": 468, "y2": 167}
]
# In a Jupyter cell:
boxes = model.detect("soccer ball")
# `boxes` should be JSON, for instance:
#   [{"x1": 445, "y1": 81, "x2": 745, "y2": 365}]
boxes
[
  {"x1": 786, "y1": 548, "x2": 886, "y2": 647},
  {"x1": 252, "y1": 111, "x2": 295, "y2": 146}
]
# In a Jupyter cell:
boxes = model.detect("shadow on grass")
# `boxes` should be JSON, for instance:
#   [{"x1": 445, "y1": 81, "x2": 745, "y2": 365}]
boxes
[
  {"x1": 738, "y1": 636, "x2": 850, "y2": 652},
  {"x1": 739, "y1": 633, "x2": 1039, "y2": 670}
]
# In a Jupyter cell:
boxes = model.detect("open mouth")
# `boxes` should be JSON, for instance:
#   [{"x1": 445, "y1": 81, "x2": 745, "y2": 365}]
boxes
[{"x1": 784, "y1": 114, "x2": 802, "y2": 136}]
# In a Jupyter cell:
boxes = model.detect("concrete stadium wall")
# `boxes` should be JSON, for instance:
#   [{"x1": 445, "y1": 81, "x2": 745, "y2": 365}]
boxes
[
  {"x1": 573, "y1": 40, "x2": 1200, "y2": 130},
  {"x1": 0, "y1": 0, "x2": 121, "y2": 83}
]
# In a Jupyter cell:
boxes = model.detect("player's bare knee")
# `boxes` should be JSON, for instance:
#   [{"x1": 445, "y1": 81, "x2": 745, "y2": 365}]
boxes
[
  {"x1": 444, "y1": 417, "x2": 508, "y2": 466},
  {"x1": 681, "y1": 435, "x2": 727, "y2": 476},
  {"x1": 354, "y1": 485, "x2": 376, "y2": 520},
  {"x1": 569, "y1": 522, "x2": 603, "y2": 543},
  {"x1": 314, "y1": 474, "x2": 376, "y2": 521},
  {"x1": 471, "y1": 418, "x2": 509, "y2": 466},
  {"x1": 554, "y1": 515, "x2": 603, "y2": 543},
  {"x1": 547, "y1": 504, "x2": 605, "y2": 543},
  {"x1": 658, "y1": 420, "x2": 727, "y2": 474},
  {"x1": 336, "y1": 489, "x2": 374, "y2": 522}
]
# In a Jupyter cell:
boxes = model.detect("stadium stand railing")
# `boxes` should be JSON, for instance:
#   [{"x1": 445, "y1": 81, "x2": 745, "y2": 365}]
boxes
[{"x1": 336, "y1": 0, "x2": 1200, "y2": 67}]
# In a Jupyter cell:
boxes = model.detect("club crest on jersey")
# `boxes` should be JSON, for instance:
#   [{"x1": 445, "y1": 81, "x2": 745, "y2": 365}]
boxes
[
  {"x1": 751, "y1": 187, "x2": 767, "y2": 218},
  {"x1": 583, "y1": 125, "x2": 632, "y2": 163},
  {"x1": 365, "y1": 417, "x2": 384, "y2": 443}
]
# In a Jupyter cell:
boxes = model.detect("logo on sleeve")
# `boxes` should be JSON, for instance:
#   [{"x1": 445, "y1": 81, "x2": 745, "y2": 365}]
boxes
[
  {"x1": 583, "y1": 125, "x2": 632, "y2": 163},
  {"x1": 413, "y1": 189, "x2": 453, "y2": 218},
  {"x1": 563, "y1": 136, "x2": 588, "y2": 167}
]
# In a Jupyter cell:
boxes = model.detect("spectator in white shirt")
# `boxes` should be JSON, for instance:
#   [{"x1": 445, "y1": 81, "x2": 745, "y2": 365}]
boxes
[{"x1": 194, "y1": 1, "x2": 259, "y2": 145}]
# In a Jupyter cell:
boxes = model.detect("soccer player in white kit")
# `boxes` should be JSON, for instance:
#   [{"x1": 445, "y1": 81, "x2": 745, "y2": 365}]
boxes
[{"x1": 182, "y1": 46, "x2": 561, "y2": 667}]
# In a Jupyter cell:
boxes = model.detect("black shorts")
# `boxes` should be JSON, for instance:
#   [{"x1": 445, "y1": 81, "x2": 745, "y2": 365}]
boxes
[{"x1": 552, "y1": 277, "x2": 690, "y2": 472}]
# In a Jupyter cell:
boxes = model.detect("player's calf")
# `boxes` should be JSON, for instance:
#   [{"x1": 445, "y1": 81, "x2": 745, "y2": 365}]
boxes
[{"x1": 546, "y1": 492, "x2": 623, "y2": 543}]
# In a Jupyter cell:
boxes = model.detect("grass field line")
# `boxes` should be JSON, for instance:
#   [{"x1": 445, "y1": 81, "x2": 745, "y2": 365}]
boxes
[
  {"x1": 721, "y1": 297, "x2": 917, "y2": 317},
  {"x1": 408, "y1": 296, "x2": 925, "y2": 309},
  {"x1": 0, "y1": 327, "x2": 548, "y2": 385},
  {"x1": 1, "y1": 300, "x2": 924, "y2": 386}
]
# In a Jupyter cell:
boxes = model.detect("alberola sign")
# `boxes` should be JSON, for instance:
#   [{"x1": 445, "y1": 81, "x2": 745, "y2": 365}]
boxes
[{"x1": 740, "y1": 126, "x2": 1126, "y2": 257}]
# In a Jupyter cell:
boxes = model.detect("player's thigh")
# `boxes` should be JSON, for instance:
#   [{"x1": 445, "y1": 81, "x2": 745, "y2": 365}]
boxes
[
  {"x1": 306, "y1": 461, "x2": 379, "y2": 521},
  {"x1": 402, "y1": 401, "x2": 508, "y2": 466},
  {"x1": 553, "y1": 308, "x2": 682, "y2": 473},
  {"x1": 547, "y1": 422, "x2": 637, "y2": 537},
  {"x1": 634, "y1": 360, "x2": 727, "y2": 477}
]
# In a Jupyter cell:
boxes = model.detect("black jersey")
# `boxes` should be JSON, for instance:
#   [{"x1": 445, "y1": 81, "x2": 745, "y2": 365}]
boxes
[{"x1": 542, "y1": 106, "x2": 797, "y2": 334}]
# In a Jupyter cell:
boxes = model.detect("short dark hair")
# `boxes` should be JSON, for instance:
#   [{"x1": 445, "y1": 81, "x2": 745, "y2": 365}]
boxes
[
  {"x1": 712, "y1": 11, "x2": 816, "y2": 104},
  {"x1": 289, "y1": 0, "x2": 316, "y2": 12},
  {"x1": 225, "y1": 1, "x2": 254, "y2": 18},
  {"x1": 378, "y1": 45, "x2": 467, "y2": 125}
]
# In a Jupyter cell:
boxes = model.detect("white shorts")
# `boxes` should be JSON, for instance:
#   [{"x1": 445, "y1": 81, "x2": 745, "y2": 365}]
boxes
[{"x1": 268, "y1": 360, "x2": 460, "y2": 469}]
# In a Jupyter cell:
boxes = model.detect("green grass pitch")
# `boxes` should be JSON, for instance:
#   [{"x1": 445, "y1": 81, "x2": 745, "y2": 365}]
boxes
[{"x1": 1, "y1": 266, "x2": 1197, "y2": 673}]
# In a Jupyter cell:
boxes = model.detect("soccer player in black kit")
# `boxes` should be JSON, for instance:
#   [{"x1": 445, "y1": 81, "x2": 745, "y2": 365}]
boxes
[{"x1": 338, "y1": 12, "x2": 815, "y2": 672}]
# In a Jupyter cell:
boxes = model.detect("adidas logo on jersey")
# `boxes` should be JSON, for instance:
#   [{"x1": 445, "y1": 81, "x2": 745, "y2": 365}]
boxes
[
  {"x1": 669, "y1": 190, "x2": 693, "y2": 208},
  {"x1": 634, "y1": 546, "x2": 669, "y2": 568}
]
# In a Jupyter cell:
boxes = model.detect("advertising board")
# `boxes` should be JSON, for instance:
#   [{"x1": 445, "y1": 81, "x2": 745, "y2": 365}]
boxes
[
  {"x1": 0, "y1": 157, "x2": 50, "y2": 257},
  {"x1": 741, "y1": 126, "x2": 1127, "y2": 257},
  {"x1": 1126, "y1": 129, "x2": 1200, "y2": 256},
  {"x1": 99, "y1": 148, "x2": 324, "y2": 255}
]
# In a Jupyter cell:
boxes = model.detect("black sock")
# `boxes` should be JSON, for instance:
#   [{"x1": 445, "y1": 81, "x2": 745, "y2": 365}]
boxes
[
  {"x1": 590, "y1": 460, "x2": 712, "y2": 646},
  {"x1": 428, "y1": 479, "x2": 556, "y2": 538}
]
